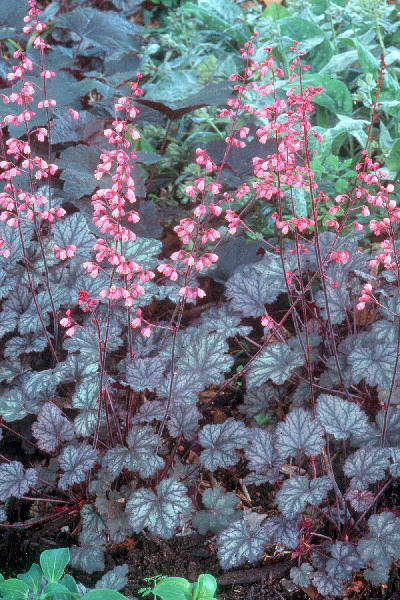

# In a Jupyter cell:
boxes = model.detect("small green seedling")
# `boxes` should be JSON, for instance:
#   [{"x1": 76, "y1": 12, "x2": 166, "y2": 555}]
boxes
[
  {"x1": 0, "y1": 549, "x2": 127, "y2": 600},
  {"x1": 139, "y1": 574, "x2": 218, "y2": 600}
]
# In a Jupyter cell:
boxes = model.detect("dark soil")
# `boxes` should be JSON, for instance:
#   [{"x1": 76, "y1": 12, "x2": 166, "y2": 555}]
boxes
[{"x1": 2, "y1": 521, "x2": 400, "y2": 600}]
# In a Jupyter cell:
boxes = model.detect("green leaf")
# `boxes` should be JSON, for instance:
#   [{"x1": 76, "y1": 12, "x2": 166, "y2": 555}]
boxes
[
  {"x1": 263, "y1": 2, "x2": 289, "y2": 19},
  {"x1": 17, "y1": 564, "x2": 43, "y2": 595},
  {"x1": 59, "y1": 576, "x2": 78, "y2": 597},
  {"x1": 278, "y1": 17, "x2": 332, "y2": 70},
  {"x1": 192, "y1": 575, "x2": 217, "y2": 600},
  {"x1": 40, "y1": 549, "x2": 70, "y2": 584},
  {"x1": 180, "y1": 0, "x2": 248, "y2": 45},
  {"x1": 152, "y1": 577, "x2": 192, "y2": 600},
  {"x1": 386, "y1": 139, "x2": 400, "y2": 172},
  {"x1": 300, "y1": 74, "x2": 352, "y2": 115},
  {"x1": 310, "y1": 115, "x2": 369, "y2": 161},
  {"x1": 40, "y1": 582, "x2": 77, "y2": 600},
  {"x1": 340, "y1": 37, "x2": 379, "y2": 77},
  {"x1": 81, "y1": 591, "x2": 128, "y2": 600},
  {"x1": 0, "y1": 579, "x2": 30, "y2": 600}
]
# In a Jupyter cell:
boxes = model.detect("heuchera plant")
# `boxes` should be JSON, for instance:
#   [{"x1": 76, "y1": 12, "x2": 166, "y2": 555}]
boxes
[{"x1": 1, "y1": 2, "x2": 400, "y2": 598}]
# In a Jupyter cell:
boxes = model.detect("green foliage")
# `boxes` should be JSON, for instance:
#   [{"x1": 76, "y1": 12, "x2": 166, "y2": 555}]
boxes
[
  {"x1": 139, "y1": 573, "x2": 217, "y2": 600},
  {"x1": 0, "y1": 548, "x2": 128, "y2": 600}
]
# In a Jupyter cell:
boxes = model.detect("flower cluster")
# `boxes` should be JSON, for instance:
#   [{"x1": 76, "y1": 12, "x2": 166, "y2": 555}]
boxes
[
  {"x1": 0, "y1": 0, "x2": 65, "y2": 244},
  {"x1": 78, "y1": 76, "x2": 156, "y2": 337}
]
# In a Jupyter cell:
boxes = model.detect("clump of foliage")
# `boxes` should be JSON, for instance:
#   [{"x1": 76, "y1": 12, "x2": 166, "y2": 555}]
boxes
[
  {"x1": 1, "y1": 1, "x2": 400, "y2": 599},
  {"x1": 0, "y1": 547, "x2": 130, "y2": 600},
  {"x1": 139, "y1": 573, "x2": 217, "y2": 600}
]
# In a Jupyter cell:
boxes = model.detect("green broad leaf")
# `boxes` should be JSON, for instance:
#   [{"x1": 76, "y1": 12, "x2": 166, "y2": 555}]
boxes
[
  {"x1": 310, "y1": 115, "x2": 369, "y2": 161},
  {"x1": 278, "y1": 17, "x2": 332, "y2": 71},
  {"x1": 0, "y1": 579, "x2": 30, "y2": 600},
  {"x1": 246, "y1": 341, "x2": 304, "y2": 387},
  {"x1": 81, "y1": 590, "x2": 128, "y2": 600},
  {"x1": 126, "y1": 478, "x2": 192, "y2": 539},
  {"x1": 40, "y1": 582, "x2": 76, "y2": 600},
  {"x1": 59, "y1": 576, "x2": 78, "y2": 597},
  {"x1": 17, "y1": 564, "x2": 43, "y2": 595},
  {"x1": 299, "y1": 74, "x2": 352, "y2": 115},
  {"x1": 276, "y1": 475, "x2": 332, "y2": 519},
  {"x1": 40, "y1": 549, "x2": 70, "y2": 584},
  {"x1": 192, "y1": 575, "x2": 217, "y2": 600},
  {"x1": 180, "y1": 0, "x2": 248, "y2": 45},
  {"x1": 263, "y1": 2, "x2": 289, "y2": 19},
  {"x1": 386, "y1": 139, "x2": 400, "y2": 172},
  {"x1": 151, "y1": 577, "x2": 192, "y2": 600},
  {"x1": 339, "y1": 37, "x2": 379, "y2": 77}
]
